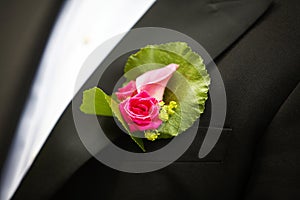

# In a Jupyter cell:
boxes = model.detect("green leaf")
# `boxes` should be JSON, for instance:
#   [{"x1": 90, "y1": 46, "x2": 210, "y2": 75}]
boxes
[
  {"x1": 80, "y1": 87, "x2": 145, "y2": 151},
  {"x1": 124, "y1": 42, "x2": 210, "y2": 138},
  {"x1": 106, "y1": 96, "x2": 145, "y2": 152},
  {"x1": 80, "y1": 87, "x2": 113, "y2": 116}
]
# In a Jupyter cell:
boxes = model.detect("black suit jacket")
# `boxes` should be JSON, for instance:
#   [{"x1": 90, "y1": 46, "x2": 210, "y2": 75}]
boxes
[{"x1": 0, "y1": 0, "x2": 299, "y2": 199}]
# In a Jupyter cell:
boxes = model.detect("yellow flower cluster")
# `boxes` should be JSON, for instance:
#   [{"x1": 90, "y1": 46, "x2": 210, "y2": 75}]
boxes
[
  {"x1": 158, "y1": 101, "x2": 178, "y2": 122},
  {"x1": 144, "y1": 101, "x2": 178, "y2": 141},
  {"x1": 145, "y1": 130, "x2": 160, "y2": 141}
]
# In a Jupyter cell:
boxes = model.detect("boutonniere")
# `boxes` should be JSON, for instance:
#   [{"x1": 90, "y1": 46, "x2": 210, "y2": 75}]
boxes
[{"x1": 80, "y1": 42, "x2": 210, "y2": 152}]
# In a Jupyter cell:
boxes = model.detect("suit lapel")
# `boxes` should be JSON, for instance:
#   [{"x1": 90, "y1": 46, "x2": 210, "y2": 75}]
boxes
[
  {"x1": 11, "y1": 0, "x2": 273, "y2": 199},
  {"x1": 135, "y1": 0, "x2": 272, "y2": 58},
  {"x1": 0, "y1": 0, "x2": 64, "y2": 176}
]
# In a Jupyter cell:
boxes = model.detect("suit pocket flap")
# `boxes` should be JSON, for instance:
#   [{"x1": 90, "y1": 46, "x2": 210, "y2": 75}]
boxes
[{"x1": 176, "y1": 127, "x2": 232, "y2": 163}]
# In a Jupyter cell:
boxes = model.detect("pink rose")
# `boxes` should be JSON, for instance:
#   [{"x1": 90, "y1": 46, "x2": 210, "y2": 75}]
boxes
[
  {"x1": 115, "y1": 80, "x2": 137, "y2": 101},
  {"x1": 136, "y1": 63, "x2": 179, "y2": 100},
  {"x1": 117, "y1": 64, "x2": 179, "y2": 132},
  {"x1": 119, "y1": 91, "x2": 162, "y2": 132}
]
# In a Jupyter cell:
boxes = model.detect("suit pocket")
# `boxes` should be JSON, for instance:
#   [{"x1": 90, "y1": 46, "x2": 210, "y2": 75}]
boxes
[
  {"x1": 176, "y1": 127, "x2": 232, "y2": 163},
  {"x1": 210, "y1": 0, "x2": 240, "y2": 4}
]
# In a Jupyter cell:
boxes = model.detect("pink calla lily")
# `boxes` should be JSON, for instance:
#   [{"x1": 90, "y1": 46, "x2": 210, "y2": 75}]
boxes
[
  {"x1": 136, "y1": 63, "x2": 179, "y2": 101},
  {"x1": 115, "y1": 80, "x2": 137, "y2": 101}
]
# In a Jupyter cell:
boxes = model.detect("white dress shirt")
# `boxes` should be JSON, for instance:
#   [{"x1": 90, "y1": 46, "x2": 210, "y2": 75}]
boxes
[{"x1": 0, "y1": 0, "x2": 155, "y2": 199}]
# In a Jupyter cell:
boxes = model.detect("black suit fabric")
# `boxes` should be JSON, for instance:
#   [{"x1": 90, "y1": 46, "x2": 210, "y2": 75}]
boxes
[{"x1": 51, "y1": 1, "x2": 300, "y2": 200}]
